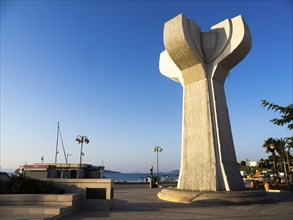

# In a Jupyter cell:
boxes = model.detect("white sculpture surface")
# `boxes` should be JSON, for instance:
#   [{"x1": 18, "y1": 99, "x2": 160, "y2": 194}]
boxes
[{"x1": 159, "y1": 14, "x2": 252, "y2": 191}]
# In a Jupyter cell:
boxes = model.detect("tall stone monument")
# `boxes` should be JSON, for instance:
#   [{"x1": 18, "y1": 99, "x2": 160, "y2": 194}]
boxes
[{"x1": 159, "y1": 14, "x2": 252, "y2": 192}]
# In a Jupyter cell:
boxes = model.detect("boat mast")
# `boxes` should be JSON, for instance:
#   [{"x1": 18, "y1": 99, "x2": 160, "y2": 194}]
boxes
[
  {"x1": 55, "y1": 122, "x2": 60, "y2": 163},
  {"x1": 59, "y1": 128, "x2": 68, "y2": 164}
]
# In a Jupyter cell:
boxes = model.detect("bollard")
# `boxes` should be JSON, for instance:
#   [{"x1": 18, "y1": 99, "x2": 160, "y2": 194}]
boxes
[
  {"x1": 149, "y1": 177, "x2": 153, "y2": 188},
  {"x1": 149, "y1": 177, "x2": 158, "y2": 188},
  {"x1": 264, "y1": 182, "x2": 270, "y2": 192},
  {"x1": 250, "y1": 181, "x2": 255, "y2": 189}
]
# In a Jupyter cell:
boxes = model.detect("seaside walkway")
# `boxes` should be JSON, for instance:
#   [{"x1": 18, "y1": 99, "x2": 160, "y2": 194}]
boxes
[
  {"x1": 62, "y1": 184, "x2": 293, "y2": 220},
  {"x1": 1, "y1": 184, "x2": 292, "y2": 219}
]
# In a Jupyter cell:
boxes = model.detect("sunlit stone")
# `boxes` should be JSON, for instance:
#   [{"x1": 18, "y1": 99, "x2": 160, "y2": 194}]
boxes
[{"x1": 159, "y1": 14, "x2": 252, "y2": 191}]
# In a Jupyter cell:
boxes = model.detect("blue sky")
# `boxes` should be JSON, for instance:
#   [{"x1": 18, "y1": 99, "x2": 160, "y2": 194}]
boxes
[{"x1": 1, "y1": 1, "x2": 292, "y2": 173}]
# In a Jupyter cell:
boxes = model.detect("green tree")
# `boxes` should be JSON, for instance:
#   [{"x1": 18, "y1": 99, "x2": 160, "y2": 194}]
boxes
[
  {"x1": 263, "y1": 137, "x2": 279, "y2": 175},
  {"x1": 261, "y1": 100, "x2": 293, "y2": 130},
  {"x1": 258, "y1": 158, "x2": 265, "y2": 169},
  {"x1": 274, "y1": 138, "x2": 287, "y2": 172},
  {"x1": 270, "y1": 137, "x2": 292, "y2": 174},
  {"x1": 264, "y1": 159, "x2": 271, "y2": 169},
  {"x1": 282, "y1": 137, "x2": 293, "y2": 170},
  {"x1": 284, "y1": 136, "x2": 293, "y2": 159}
]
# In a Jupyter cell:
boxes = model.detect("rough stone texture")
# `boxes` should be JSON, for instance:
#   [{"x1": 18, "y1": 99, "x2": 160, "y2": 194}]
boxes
[{"x1": 159, "y1": 14, "x2": 252, "y2": 191}]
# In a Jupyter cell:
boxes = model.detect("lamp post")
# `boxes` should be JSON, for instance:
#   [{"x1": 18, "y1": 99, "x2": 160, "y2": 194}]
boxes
[
  {"x1": 75, "y1": 135, "x2": 89, "y2": 178},
  {"x1": 153, "y1": 146, "x2": 163, "y2": 184},
  {"x1": 150, "y1": 165, "x2": 153, "y2": 178},
  {"x1": 149, "y1": 164, "x2": 154, "y2": 188},
  {"x1": 269, "y1": 144, "x2": 278, "y2": 176}
]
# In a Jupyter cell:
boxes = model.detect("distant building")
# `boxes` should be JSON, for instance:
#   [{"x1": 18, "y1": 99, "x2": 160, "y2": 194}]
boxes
[
  {"x1": 240, "y1": 170, "x2": 248, "y2": 178},
  {"x1": 246, "y1": 161, "x2": 257, "y2": 167},
  {"x1": 17, "y1": 163, "x2": 104, "y2": 179},
  {"x1": 23, "y1": 164, "x2": 57, "y2": 179}
]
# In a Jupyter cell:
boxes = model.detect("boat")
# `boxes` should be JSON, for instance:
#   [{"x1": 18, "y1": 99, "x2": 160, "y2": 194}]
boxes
[
  {"x1": 14, "y1": 122, "x2": 105, "y2": 179},
  {"x1": 138, "y1": 176, "x2": 151, "y2": 183}
]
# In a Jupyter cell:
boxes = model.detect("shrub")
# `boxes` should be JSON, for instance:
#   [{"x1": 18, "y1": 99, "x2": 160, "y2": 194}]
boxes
[{"x1": 4, "y1": 177, "x2": 64, "y2": 194}]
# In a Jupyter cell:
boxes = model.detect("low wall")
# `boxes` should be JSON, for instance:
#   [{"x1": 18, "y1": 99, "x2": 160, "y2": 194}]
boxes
[
  {"x1": 42, "y1": 178, "x2": 114, "y2": 210},
  {"x1": 0, "y1": 193, "x2": 80, "y2": 206},
  {"x1": 0, "y1": 193, "x2": 80, "y2": 217}
]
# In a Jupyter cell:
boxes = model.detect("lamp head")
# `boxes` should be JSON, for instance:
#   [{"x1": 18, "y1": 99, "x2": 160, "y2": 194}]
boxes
[
  {"x1": 75, "y1": 138, "x2": 81, "y2": 144},
  {"x1": 84, "y1": 138, "x2": 90, "y2": 144}
]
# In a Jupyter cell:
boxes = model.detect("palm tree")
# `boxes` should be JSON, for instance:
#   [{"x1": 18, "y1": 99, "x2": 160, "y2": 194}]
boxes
[
  {"x1": 275, "y1": 138, "x2": 289, "y2": 180},
  {"x1": 263, "y1": 137, "x2": 279, "y2": 175},
  {"x1": 264, "y1": 159, "x2": 271, "y2": 169},
  {"x1": 284, "y1": 137, "x2": 293, "y2": 167},
  {"x1": 283, "y1": 137, "x2": 293, "y2": 184},
  {"x1": 258, "y1": 158, "x2": 265, "y2": 169},
  {"x1": 261, "y1": 100, "x2": 293, "y2": 130}
]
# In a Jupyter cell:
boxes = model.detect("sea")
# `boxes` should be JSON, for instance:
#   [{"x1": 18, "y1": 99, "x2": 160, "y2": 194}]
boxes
[
  {"x1": 4, "y1": 171, "x2": 179, "y2": 183},
  {"x1": 103, "y1": 172, "x2": 179, "y2": 183}
]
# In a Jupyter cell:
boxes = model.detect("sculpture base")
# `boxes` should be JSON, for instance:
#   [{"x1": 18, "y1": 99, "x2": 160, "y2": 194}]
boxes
[{"x1": 157, "y1": 188, "x2": 272, "y2": 204}]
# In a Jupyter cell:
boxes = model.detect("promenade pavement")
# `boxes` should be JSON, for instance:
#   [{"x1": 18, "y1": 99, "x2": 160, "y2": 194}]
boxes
[{"x1": 62, "y1": 184, "x2": 293, "y2": 220}]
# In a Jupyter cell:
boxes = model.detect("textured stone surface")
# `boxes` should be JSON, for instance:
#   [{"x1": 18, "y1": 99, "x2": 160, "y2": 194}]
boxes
[
  {"x1": 157, "y1": 188, "x2": 272, "y2": 204},
  {"x1": 0, "y1": 193, "x2": 79, "y2": 218},
  {"x1": 42, "y1": 178, "x2": 114, "y2": 210},
  {"x1": 42, "y1": 178, "x2": 114, "y2": 200},
  {"x1": 159, "y1": 14, "x2": 252, "y2": 191}
]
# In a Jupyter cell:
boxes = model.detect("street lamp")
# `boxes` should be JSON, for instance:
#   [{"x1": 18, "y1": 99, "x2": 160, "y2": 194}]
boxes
[
  {"x1": 269, "y1": 144, "x2": 278, "y2": 176},
  {"x1": 75, "y1": 135, "x2": 89, "y2": 178},
  {"x1": 150, "y1": 165, "x2": 153, "y2": 178},
  {"x1": 153, "y1": 146, "x2": 163, "y2": 184}
]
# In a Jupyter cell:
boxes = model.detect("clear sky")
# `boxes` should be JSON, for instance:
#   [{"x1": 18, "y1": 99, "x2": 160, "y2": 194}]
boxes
[{"x1": 1, "y1": 1, "x2": 292, "y2": 173}]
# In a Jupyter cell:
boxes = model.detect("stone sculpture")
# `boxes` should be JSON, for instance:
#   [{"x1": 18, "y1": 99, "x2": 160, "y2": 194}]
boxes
[{"x1": 159, "y1": 14, "x2": 252, "y2": 192}]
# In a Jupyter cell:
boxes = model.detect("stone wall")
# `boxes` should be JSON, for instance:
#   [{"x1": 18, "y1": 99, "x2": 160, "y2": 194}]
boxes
[{"x1": 42, "y1": 178, "x2": 114, "y2": 210}]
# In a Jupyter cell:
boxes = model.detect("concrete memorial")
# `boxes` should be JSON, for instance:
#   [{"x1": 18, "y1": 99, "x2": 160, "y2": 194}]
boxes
[{"x1": 157, "y1": 14, "x2": 269, "y2": 203}]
